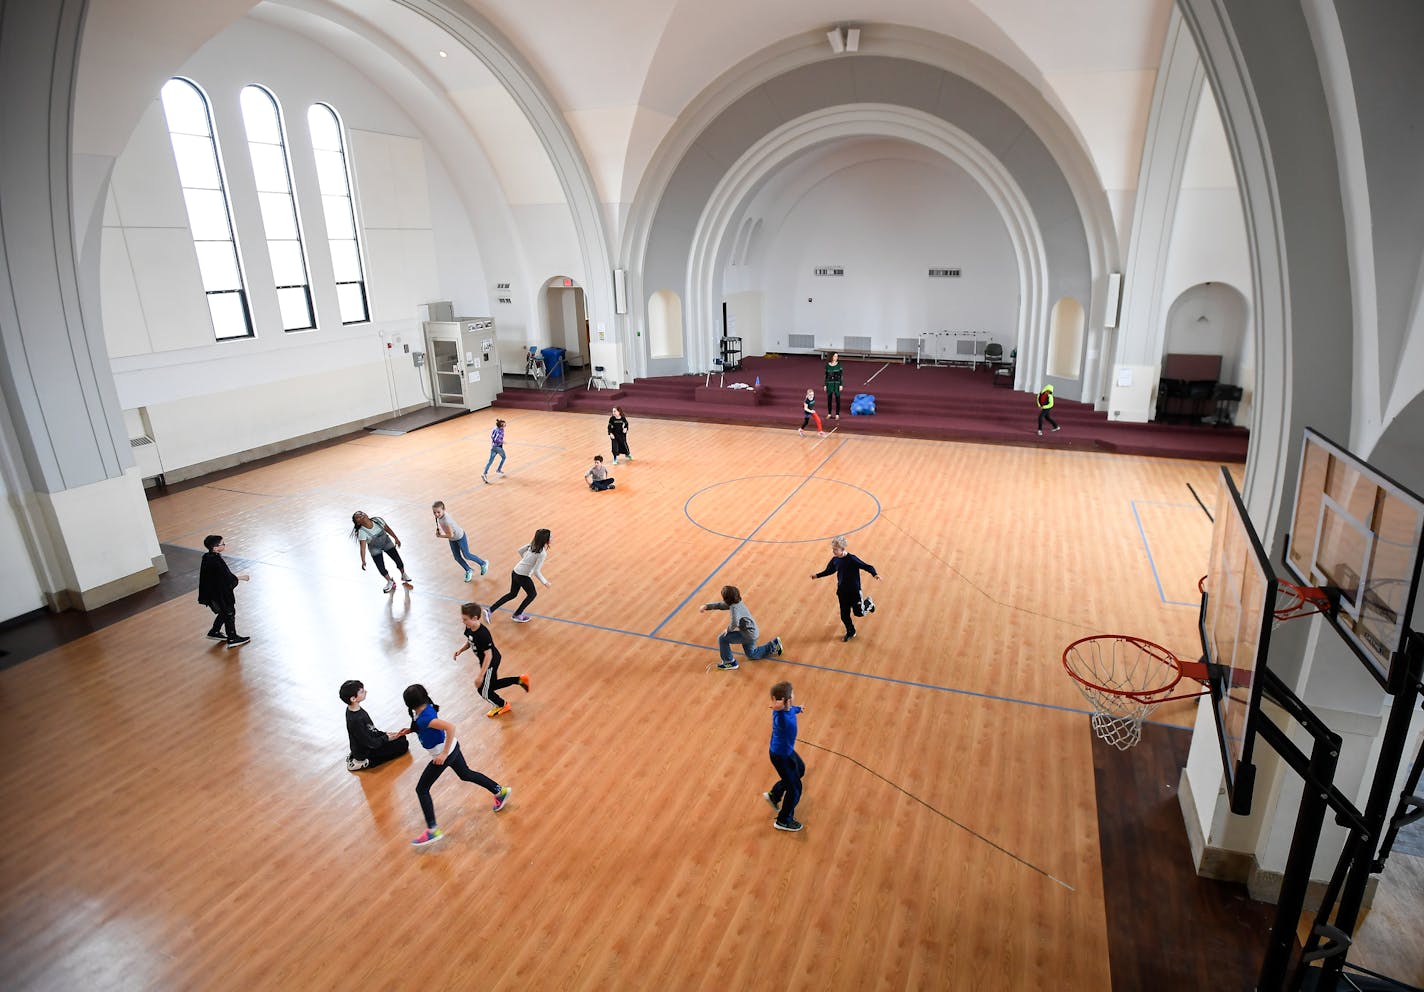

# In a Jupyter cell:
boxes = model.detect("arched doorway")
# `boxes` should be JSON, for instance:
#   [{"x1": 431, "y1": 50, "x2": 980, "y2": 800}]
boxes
[
  {"x1": 541, "y1": 276, "x2": 589, "y2": 380},
  {"x1": 1163, "y1": 282, "x2": 1249, "y2": 386}
]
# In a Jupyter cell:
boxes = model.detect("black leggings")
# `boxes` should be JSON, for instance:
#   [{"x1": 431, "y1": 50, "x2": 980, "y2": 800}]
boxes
[
  {"x1": 490, "y1": 573, "x2": 537, "y2": 616},
  {"x1": 611, "y1": 434, "x2": 630, "y2": 459},
  {"x1": 826, "y1": 389, "x2": 841, "y2": 416},
  {"x1": 370, "y1": 546, "x2": 405, "y2": 578},
  {"x1": 1037, "y1": 409, "x2": 1058, "y2": 431},
  {"x1": 479, "y1": 647, "x2": 522, "y2": 707},
  {"x1": 416, "y1": 743, "x2": 499, "y2": 828}
]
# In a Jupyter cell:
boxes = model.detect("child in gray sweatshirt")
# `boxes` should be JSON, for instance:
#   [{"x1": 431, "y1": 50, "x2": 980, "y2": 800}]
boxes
[{"x1": 700, "y1": 585, "x2": 783, "y2": 671}]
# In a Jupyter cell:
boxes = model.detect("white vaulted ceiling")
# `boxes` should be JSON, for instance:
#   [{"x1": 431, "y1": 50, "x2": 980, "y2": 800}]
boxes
[{"x1": 250, "y1": 0, "x2": 1172, "y2": 211}]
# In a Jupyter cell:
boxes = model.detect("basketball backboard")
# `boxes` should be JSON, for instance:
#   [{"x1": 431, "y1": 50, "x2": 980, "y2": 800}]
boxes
[
  {"x1": 1285, "y1": 428, "x2": 1424, "y2": 690},
  {"x1": 1200, "y1": 467, "x2": 1277, "y2": 815}
]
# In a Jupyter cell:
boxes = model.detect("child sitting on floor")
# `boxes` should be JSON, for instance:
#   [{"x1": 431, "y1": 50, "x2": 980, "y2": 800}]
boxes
[{"x1": 584, "y1": 454, "x2": 616, "y2": 491}]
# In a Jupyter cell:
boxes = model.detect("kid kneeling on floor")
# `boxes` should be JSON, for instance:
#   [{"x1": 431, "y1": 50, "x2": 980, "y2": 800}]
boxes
[
  {"x1": 340, "y1": 679, "x2": 411, "y2": 771},
  {"x1": 584, "y1": 454, "x2": 616, "y2": 491}
]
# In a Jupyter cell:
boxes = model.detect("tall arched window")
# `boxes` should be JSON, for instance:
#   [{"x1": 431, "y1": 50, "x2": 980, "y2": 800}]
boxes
[
  {"x1": 241, "y1": 85, "x2": 313, "y2": 331},
  {"x1": 160, "y1": 77, "x2": 252, "y2": 340},
  {"x1": 307, "y1": 104, "x2": 368, "y2": 324}
]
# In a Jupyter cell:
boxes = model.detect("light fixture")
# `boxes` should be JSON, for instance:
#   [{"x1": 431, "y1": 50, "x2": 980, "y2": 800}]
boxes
[
  {"x1": 845, "y1": 27, "x2": 860, "y2": 52},
  {"x1": 438, "y1": 50, "x2": 448, "y2": 59},
  {"x1": 826, "y1": 27, "x2": 844, "y2": 53}
]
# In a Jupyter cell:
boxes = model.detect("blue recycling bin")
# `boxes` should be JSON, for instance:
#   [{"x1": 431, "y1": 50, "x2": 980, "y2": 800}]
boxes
[{"x1": 540, "y1": 347, "x2": 567, "y2": 381}]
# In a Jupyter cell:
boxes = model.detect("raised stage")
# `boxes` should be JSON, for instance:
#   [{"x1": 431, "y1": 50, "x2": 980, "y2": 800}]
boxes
[{"x1": 493, "y1": 354, "x2": 1249, "y2": 463}]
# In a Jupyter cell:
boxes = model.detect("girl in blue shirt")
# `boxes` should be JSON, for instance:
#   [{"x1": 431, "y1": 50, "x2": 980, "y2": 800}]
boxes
[{"x1": 403, "y1": 684, "x2": 511, "y2": 847}]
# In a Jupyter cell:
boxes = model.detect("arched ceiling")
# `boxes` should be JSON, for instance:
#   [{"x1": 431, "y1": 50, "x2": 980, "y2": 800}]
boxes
[
  {"x1": 271, "y1": 0, "x2": 1172, "y2": 211},
  {"x1": 78, "y1": 0, "x2": 1174, "y2": 226}
]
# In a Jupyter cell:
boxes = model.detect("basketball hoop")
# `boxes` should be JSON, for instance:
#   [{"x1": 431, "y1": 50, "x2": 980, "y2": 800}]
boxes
[
  {"x1": 1272, "y1": 580, "x2": 1332, "y2": 625},
  {"x1": 1062, "y1": 635, "x2": 1205, "y2": 750}
]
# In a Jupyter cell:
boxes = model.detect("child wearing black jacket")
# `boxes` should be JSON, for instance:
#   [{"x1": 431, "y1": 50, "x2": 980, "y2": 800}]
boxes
[{"x1": 197, "y1": 534, "x2": 250, "y2": 648}]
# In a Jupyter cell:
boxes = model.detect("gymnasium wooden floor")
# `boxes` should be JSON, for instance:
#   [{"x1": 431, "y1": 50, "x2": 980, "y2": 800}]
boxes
[{"x1": 1, "y1": 411, "x2": 1239, "y2": 989}]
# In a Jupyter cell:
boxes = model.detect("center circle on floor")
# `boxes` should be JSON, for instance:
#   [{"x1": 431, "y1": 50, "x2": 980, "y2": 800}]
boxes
[{"x1": 684, "y1": 476, "x2": 881, "y2": 544}]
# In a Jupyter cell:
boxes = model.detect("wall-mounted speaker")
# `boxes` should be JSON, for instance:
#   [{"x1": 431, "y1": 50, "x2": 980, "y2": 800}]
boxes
[
  {"x1": 613, "y1": 268, "x2": 628, "y2": 315},
  {"x1": 1105, "y1": 272, "x2": 1123, "y2": 328}
]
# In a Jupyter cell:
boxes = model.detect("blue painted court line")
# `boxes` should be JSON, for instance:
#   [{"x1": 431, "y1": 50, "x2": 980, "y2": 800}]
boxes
[
  {"x1": 172, "y1": 540, "x2": 1190, "y2": 727},
  {"x1": 1131, "y1": 500, "x2": 1199, "y2": 607},
  {"x1": 649, "y1": 440, "x2": 850, "y2": 636}
]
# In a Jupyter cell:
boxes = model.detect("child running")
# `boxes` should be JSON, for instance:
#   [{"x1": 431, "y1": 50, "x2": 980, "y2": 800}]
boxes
[
  {"x1": 351, "y1": 510, "x2": 412, "y2": 594},
  {"x1": 799, "y1": 389, "x2": 825, "y2": 438},
  {"x1": 453, "y1": 602, "x2": 530, "y2": 718},
  {"x1": 433, "y1": 500, "x2": 487, "y2": 582},
  {"x1": 810, "y1": 535, "x2": 881, "y2": 642},
  {"x1": 699, "y1": 585, "x2": 783, "y2": 671},
  {"x1": 488, "y1": 528, "x2": 551, "y2": 622},
  {"x1": 483, "y1": 418, "x2": 507, "y2": 483},
  {"x1": 765, "y1": 680, "x2": 806, "y2": 832},
  {"x1": 404, "y1": 683, "x2": 511, "y2": 847}
]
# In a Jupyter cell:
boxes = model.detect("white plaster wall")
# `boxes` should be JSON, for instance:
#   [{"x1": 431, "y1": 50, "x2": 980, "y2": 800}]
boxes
[
  {"x1": 757, "y1": 157, "x2": 1017, "y2": 351},
  {"x1": 39, "y1": 470, "x2": 163, "y2": 593},
  {"x1": 725, "y1": 291, "x2": 763, "y2": 357},
  {"x1": 0, "y1": 463, "x2": 46, "y2": 621},
  {"x1": 96, "y1": 17, "x2": 485, "y2": 471},
  {"x1": 1161, "y1": 188, "x2": 1251, "y2": 326}
]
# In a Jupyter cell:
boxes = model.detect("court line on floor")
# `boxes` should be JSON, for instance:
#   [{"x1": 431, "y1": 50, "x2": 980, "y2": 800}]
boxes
[
  {"x1": 167, "y1": 538, "x2": 1171, "y2": 728},
  {"x1": 649, "y1": 439, "x2": 850, "y2": 637},
  {"x1": 1131, "y1": 499, "x2": 1200, "y2": 607}
]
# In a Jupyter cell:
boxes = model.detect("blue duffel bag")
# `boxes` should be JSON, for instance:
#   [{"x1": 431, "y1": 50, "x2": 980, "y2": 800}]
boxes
[{"x1": 850, "y1": 392, "x2": 876, "y2": 415}]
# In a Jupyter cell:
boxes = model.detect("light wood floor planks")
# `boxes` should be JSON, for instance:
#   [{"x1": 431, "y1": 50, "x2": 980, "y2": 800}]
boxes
[{"x1": 2, "y1": 411, "x2": 1234, "y2": 990}]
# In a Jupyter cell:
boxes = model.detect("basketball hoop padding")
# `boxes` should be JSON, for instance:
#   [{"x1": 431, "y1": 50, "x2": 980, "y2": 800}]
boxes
[{"x1": 1062, "y1": 635, "x2": 1185, "y2": 750}]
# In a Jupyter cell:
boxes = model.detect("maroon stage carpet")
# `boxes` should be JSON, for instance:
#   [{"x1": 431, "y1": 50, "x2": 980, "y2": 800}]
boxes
[{"x1": 494, "y1": 355, "x2": 1249, "y2": 463}]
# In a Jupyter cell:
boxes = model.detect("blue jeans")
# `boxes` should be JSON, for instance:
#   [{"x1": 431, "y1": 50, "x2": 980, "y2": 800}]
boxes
[
  {"x1": 719, "y1": 630, "x2": 772, "y2": 663},
  {"x1": 447, "y1": 535, "x2": 486, "y2": 571},
  {"x1": 484, "y1": 446, "x2": 506, "y2": 474}
]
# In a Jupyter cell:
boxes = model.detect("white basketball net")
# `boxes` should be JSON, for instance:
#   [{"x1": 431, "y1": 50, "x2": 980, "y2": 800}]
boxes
[{"x1": 1063, "y1": 636, "x2": 1182, "y2": 750}]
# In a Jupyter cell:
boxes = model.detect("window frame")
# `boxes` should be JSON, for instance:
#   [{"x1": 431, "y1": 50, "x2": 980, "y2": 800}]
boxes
[
  {"x1": 160, "y1": 76, "x2": 254, "y2": 342},
  {"x1": 307, "y1": 102, "x2": 369, "y2": 326},
  {"x1": 241, "y1": 84, "x2": 315, "y2": 332}
]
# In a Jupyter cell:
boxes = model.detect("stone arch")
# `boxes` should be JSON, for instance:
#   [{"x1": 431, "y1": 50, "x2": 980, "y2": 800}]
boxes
[
  {"x1": 624, "y1": 48, "x2": 1107, "y2": 389},
  {"x1": 687, "y1": 106, "x2": 1047, "y2": 385},
  {"x1": 1163, "y1": 282, "x2": 1250, "y2": 385}
]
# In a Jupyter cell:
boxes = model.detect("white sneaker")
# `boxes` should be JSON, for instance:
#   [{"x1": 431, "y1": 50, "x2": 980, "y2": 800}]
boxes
[
  {"x1": 346, "y1": 757, "x2": 369, "y2": 771},
  {"x1": 382, "y1": 578, "x2": 396, "y2": 593}
]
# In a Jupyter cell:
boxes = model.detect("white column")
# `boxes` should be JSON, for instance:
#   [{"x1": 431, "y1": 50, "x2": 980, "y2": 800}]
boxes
[{"x1": 0, "y1": 0, "x2": 162, "y2": 614}]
